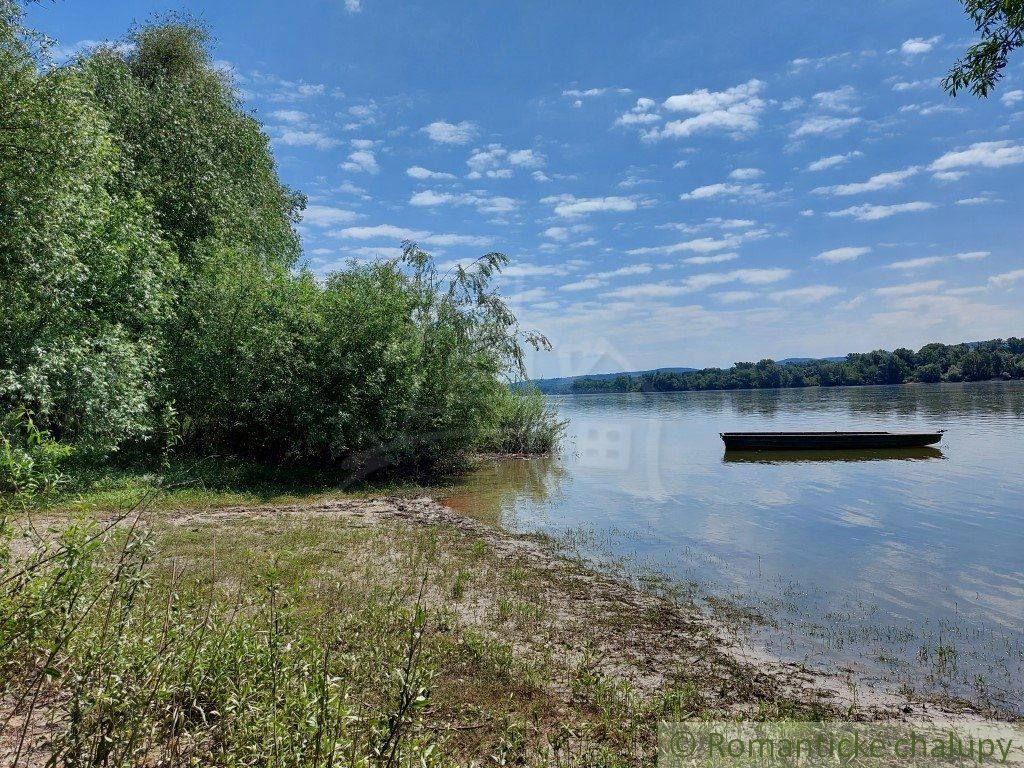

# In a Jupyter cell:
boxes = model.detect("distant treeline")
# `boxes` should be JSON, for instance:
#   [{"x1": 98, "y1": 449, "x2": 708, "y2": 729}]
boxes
[{"x1": 570, "y1": 339, "x2": 1024, "y2": 394}]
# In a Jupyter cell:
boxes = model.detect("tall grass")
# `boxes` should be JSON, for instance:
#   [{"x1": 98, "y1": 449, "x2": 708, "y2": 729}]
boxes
[
  {"x1": 482, "y1": 387, "x2": 567, "y2": 455},
  {"x1": 1, "y1": 517, "x2": 448, "y2": 766},
  {"x1": 0, "y1": 413, "x2": 444, "y2": 766}
]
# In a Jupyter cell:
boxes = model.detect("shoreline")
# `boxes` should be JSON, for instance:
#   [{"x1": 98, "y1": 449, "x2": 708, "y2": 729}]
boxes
[
  {"x1": 5, "y1": 494, "x2": 1016, "y2": 766},
  {"x1": 547, "y1": 378, "x2": 1022, "y2": 397},
  {"x1": 159, "y1": 495, "x2": 1002, "y2": 723}
]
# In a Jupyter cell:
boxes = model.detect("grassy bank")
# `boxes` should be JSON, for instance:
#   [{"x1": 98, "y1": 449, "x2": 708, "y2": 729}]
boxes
[{"x1": 3, "y1": 492, "x2": 857, "y2": 768}]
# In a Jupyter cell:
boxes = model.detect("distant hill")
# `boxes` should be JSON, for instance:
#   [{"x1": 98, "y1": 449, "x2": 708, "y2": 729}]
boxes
[
  {"x1": 564, "y1": 338, "x2": 1024, "y2": 394},
  {"x1": 523, "y1": 359, "x2": 844, "y2": 393},
  {"x1": 778, "y1": 356, "x2": 845, "y2": 365},
  {"x1": 521, "y1": 367, "x2": 697, "y2": 394}
]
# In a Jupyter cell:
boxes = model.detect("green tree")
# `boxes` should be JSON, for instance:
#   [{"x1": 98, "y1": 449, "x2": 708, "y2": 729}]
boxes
[
  {"x1": 944, "y1": 0, "x2": 1024, "y2": 97},
  {"x1": 1, "y1": 0, "x2": 174, "y2": 450}
]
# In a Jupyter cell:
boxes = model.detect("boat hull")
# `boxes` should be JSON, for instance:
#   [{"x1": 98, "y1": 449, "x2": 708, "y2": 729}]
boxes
[{"x1": 720, "y1": 431, "x2": 944, "y2": 451}]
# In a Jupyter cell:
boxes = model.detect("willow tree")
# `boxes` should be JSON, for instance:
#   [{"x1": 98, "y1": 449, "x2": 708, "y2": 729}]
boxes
[{"x1": 945, "y1": 0, "x2": 1024, "y2": 96}]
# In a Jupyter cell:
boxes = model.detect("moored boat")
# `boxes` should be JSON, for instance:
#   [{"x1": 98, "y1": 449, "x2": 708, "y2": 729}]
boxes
[{"x1": 720, "y1": 430, "x2": 944, "y2": 451}]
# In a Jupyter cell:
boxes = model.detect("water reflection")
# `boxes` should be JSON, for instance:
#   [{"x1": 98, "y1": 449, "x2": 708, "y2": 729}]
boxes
[
  {"x1": 446, "y1": 382, "x2": 1024, "y2": 712},
  {"x1": 722, "y1": 447, "x2": 946, "y2": 463},
  {"x1": 441, "y1": 455, "x2": 567, "y2": 526},
  {"x1": 566, "y1": 380, "x2": 1024, "y2": 422}
]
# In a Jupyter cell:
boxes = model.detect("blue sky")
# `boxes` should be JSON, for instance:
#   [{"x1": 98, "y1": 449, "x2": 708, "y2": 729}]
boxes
[{"x1": 31, "y1": 0, "x2": 1024, "y2": 378}]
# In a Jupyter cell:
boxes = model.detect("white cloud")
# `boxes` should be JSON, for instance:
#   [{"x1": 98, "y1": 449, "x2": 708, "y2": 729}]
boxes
[
  {"x1": 886, "y1": 251, "x2": 988, "y2": 270},
  {"x1": 504, "y1": 288, "x2": 549, "y2": 305},
  {"x1": 270, "y1": 109, "x2": 308, "y2": 123},
  {"x1": 334, "y1": 224, "x2": 421, "y2": 240},
  {"x1": 683, "y1": 253, "x2": 740, "y2": 265},
  {"x1": 330, "y1": 224, "x2": 490, "y2": 250},
  {"x1": 542, "y1": 194, "x2": 637, "y2": 218},
  {"x1": 827, "y1": 201, "x2": 935, "y2": 221},
  {"x1": 604, "y1": 264, "x2": 653, "y2": 277},
  {"x1": 406, "y1": 165, "x2": 455, "y2": 180},
  {"x1": 1002, "y1": 89, "x2": 1024, "y2": 107},
  {"x1": 422, "y1": 120, "x2": 478, "y2": 145},
  {"x1": 423, "y1": 233, "x2": 492, "y2": 247},
  {"x1": 715, "y1": 291, "x2": 759, "y2": 303},
  {"x1": 875, "y1": 280, "x2": 945, "y2": 296},
  {"x1": 559, "y1": 277, "x2": 605, "y2": 291},
  {"x1": 729, "y1": 167, "x2": 764, "y2": 180},
  {"x1": 345, "y1": 0, "x2": 361, "y2": 12},
  {"x1": 955, "y1": 195, "x2": 1001, "y2": 205},
  {"x1": 812, "y1": 166, "x2": 919, "y2": 196},
  {"x1": 807, "y1": 151, "x2": 863, "y2": 171},
  {"x1": 409, "y1": 190, "x2": 458, "y2": 206},
  {"x1": 341, "y1": 102, "x2": 380, "y2": 130},
  {"x1": 891, "y1": 77, "x2": 940, "y2": 91},
  {"x1": 244, "y1": 70, "x2": 330, "y2": 102},
  {"x1": 791, "y1": 115, "x2": 861, "y2": 137},
  {"x1": 900, "y1": 36, "x2": 940, "y2": 55},
  {"x1": 661, "y1": 217, "x2": 759, "y2": 234},
  {"x1": 334, "y1": 181, "x2": 370, "y2": 198},
  {"x1": 558, "y1": 264, "x2": 654, "y2": 292},
  {"x1": 508, "y1": 148, "x2": 544, "y2": 167},
  {"x1": 691, "y1": 267, "x2": 791, "y2": 288},
  {"x1": 626, "y1": 235, "x2": 742, "y2": 256},
  {"x1": 679, "y1": 182, "x2": 771, "y2": 201},
  {"x1": 409, "y1": 190, "x2": 518, "y2": 214},
  {"x1": 988, "y1": 269, "x2": 1024, "y2": 288},
  {"x1": 599, "y1": 267, "x2": 790, "y2": 299},
  {"x1": 466, "y1": 144, "x2": 545, "y2": 178},
  {"x1": 615, "y1": 97, "x2": 662, "y2": 126},
  {"x1": 770, "y1": 285, "x2": 842, "y2": 303},
  {"x1": 502, "y1": 263, "x2": 574, "y2": 278},
  {"x1": 814, "y1": 246, "x2": 871, "y2": 263},
  {"x1": 930, "y1": 141, "x2": 1024, "y2": 173},
  {"x1": 341, "y1": 147, "x2": 379, "y2": 174},
  {"x1": 603, "y1": 282, "x2": 690, "y2": 299},
  {"x1": 563, "y1": 86, "x2": 631, "y2": 99},
  {"x1": 542, "y1": 224, "x2": 589, "y2": 242},
  {"x1": 645, "y1": 79, "x2": 766, "y2": 140},
  {"x1": 885, "y1": 256, "x2": 945, "y2": 270},
  {"x1": 301, "y1": 205, "x2": 359, "y2": 227},
  {"x1": 276, "y1": 128, "x2": 340, "y2": 150},
  {"x1": 812, "y1": 86, "x2": 859, "y2": 112},
  {"x1": 898, "y1": 102, "x2": 963, "y2": 117}
]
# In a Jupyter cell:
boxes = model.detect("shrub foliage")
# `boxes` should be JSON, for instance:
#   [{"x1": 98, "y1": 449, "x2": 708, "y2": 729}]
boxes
[{"x1": 0, "y1": 4, "x2": 559, "y2": 471}]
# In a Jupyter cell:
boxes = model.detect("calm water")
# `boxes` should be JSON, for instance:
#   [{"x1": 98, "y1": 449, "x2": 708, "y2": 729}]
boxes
[{"x1": 445, "y1": 382, "x2": 1024, "y2": 711}]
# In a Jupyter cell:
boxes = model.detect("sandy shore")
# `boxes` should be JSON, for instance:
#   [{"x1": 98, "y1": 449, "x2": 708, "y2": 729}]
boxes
[
  {"x1": 4, "y1": 494, "x2": 1005, "y2": 766},
  {"x1": 164, "y1": 495, "x2": 989, "y2": 723}
]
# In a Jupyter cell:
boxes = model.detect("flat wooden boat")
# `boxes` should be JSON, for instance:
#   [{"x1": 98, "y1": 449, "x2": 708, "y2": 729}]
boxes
[
  {"x1": 720, "y1": 430, "x2": 944, "y2": 451},
  {"x1": 723, "y1": 447, "x2": 944, "y2": 463}
]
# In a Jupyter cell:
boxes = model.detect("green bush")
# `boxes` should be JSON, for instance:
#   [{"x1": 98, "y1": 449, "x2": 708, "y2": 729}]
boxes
[
  {"x1": 0, "y1": 409, "x2": 71, "y2": 500},
  {"x1": 483, "y1": 386, "x2": 567, "y2": 455},
  {"x1": 1, "y1": 6, "x2": 560, "y2": 473}
]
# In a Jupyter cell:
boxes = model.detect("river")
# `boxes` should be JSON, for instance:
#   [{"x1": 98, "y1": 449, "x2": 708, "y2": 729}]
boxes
[{"x1": 444, "y1": 381, "x2": 1024, "y2": 713}]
